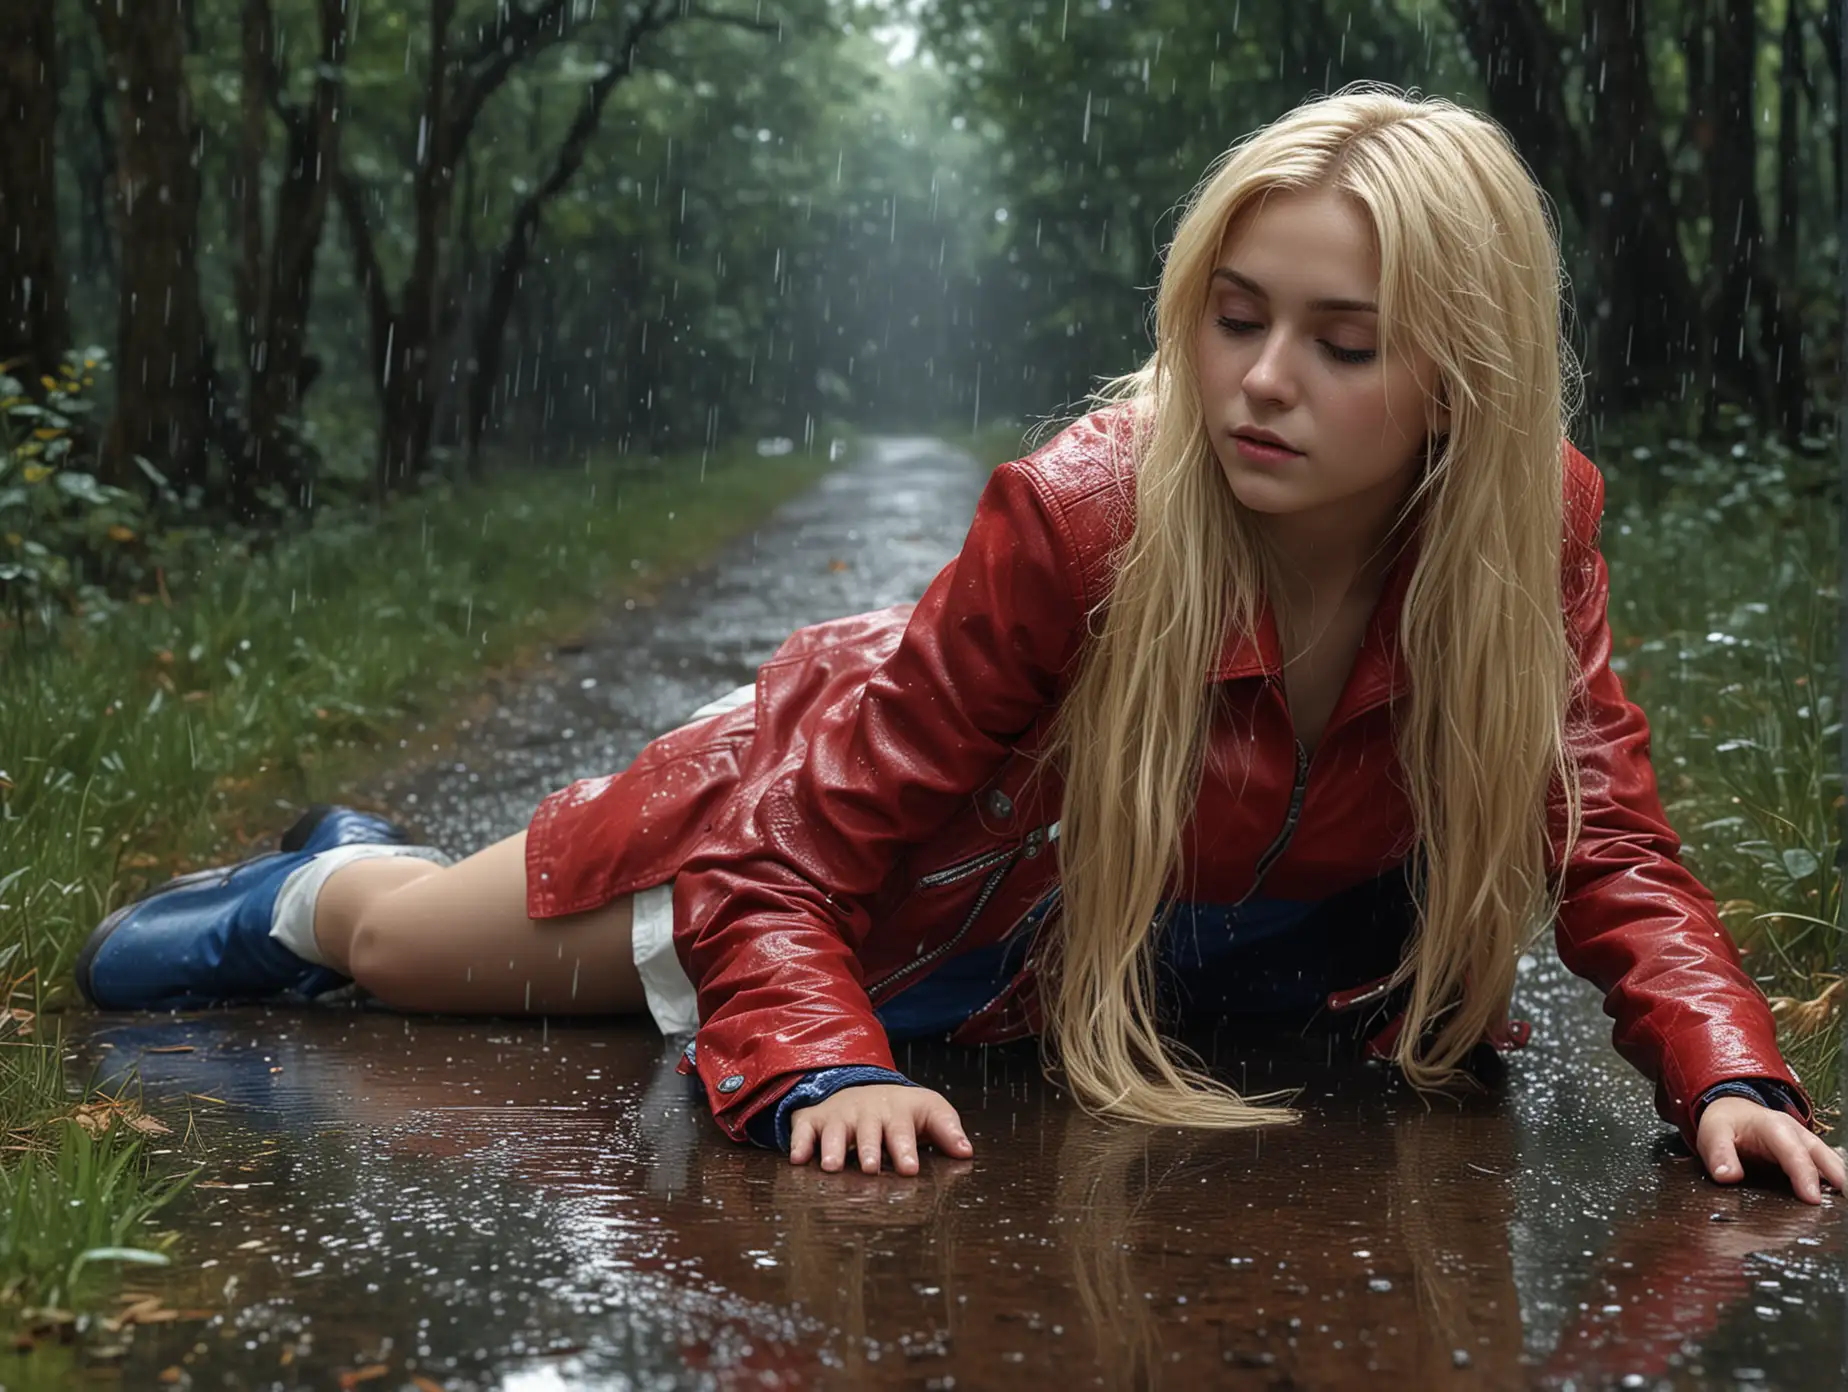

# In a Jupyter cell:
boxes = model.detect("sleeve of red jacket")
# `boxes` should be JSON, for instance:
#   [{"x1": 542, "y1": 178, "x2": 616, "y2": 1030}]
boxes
[
  {"x1": 673, "y1": 459, "x2": 1089, "y2": 1140},
  {"x1": 1547, "y1": 449, "x2": 1817, "y2": 1151}
]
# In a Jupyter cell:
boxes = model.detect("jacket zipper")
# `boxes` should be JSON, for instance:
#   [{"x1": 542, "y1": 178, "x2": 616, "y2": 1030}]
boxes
[
  {"x1": 1233, "y1": 736, "x2": 1309, "y2": 907},
  {"x1": 914, "y1": 844, "x2": 1018, "y2": 890},
  {"x1": 963, "y1": 728, "x2": 1304, "y2": 1026},
  {"x1": 962, "y1": 883, "x2": 1063, "y2": 1024},
  {"x1": 872, "y1": 823, "x2": 1059, "y2": 1001}
]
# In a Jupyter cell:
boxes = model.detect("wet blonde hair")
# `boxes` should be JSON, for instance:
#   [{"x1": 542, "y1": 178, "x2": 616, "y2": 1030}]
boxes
[{"x1": 1035, "y1": 82, "x2": 1587, "y2": 1127}]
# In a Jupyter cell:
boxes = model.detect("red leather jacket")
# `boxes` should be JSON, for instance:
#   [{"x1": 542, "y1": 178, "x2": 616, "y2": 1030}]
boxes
[{"x1": 525, "y1": 405, "x2": 1814, "y2": 1149}]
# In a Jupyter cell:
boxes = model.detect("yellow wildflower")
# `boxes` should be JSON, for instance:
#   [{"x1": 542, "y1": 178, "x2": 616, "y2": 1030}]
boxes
[
  {"x1": 22, "y1": 464, "x2": 50, "y2": 483},
  {"x1": 107, "y1": 524, "x2": 135, "y2": 543}
]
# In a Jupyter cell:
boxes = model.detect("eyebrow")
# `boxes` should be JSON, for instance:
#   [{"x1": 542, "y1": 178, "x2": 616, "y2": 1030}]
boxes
[{"x1": 1210, "y1": 267, "x2": 1377, "y2": 315}]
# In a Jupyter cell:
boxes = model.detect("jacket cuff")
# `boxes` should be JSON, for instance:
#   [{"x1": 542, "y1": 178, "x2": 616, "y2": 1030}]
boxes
[
  {"x1": 742, "y1": 1066, "x2": 919, "y2": 1152},
  {"x1": 1692, "y1": 1077, "x2": 1810, "y2": 1130},
  {"x1": 1654, "y1": 1025, "x2": 1818, "y2": 1149},
  {"x1": 676, "y1": 1029, "x2": 900, "y2": 1142}
]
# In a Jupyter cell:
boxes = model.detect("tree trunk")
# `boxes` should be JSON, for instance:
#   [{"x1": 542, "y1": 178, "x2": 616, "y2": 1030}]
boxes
[
  {"x1": 1448, "y1": 0, "x2": 1588, "y2": 222},
  {"x1": 72, "y1": 29, "x2": 117, "y2": 287},
  {"x1": 377, "y1": 0, "x2": 459, "y2": 495},
  {"x1": 332, "y1": 167, "x2": 398, "y2": 501},
  {"x1": 1766, "y1": 0, "x2": 1809, "y2": 433},
  {"x1": 1707, "y1": 0, "x2": 1806, "y2": 432},
  {"x1": 0, "y1": 0, "x2": 70, "y2": 397},
  {"x1": 468, "y1": 61, "x2": 629, "y2": 462},
  {"x1": 1817, "y1": 0, "x2": 1843, "y2": 224},
  {"x1": 89, "y1": 0, "x2": 210, "y2": 492},
  {"x1": 241, "y1": 0, "x2": 349, "y2": 515},
  {"x1": 1681, "y1": 0, "x2": 1716, "y2": 419},
  {"x1": 234, "y1": 0, "x2": 270, "y2": 379},
  {"x1": 1580, "y1": 0, "x2": 1699, "y2": 413}
]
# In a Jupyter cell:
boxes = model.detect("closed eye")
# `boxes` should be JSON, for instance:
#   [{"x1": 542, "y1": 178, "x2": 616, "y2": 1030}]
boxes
[{"x1": 1216, "y1": 316, "x2": 1376, "y2": 366}]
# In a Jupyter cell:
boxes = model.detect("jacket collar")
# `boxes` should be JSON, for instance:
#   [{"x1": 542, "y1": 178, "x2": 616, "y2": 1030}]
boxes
[{"x1": 1209, "y1": 523, "x2": 1421, "y2": 719}]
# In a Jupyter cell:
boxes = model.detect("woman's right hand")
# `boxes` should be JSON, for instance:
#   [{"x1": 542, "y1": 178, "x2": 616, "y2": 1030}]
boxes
[{"x1": 788, "y1": 1084, "x2": 973, "y2": 1175}]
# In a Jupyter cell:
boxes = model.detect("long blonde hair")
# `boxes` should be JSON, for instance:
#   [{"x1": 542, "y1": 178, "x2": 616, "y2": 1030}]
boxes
[{"x1": 1034, "y1": 83, "x2": 1587, "y2": 1127}]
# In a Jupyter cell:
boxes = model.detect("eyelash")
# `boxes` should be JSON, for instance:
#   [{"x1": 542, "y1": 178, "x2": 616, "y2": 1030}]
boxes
[{"x1": 1215, "y1": 316, "x2": 1377, "y2": 366}]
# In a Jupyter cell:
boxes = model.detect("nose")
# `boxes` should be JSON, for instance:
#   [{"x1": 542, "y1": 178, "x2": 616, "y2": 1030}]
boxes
[{"x1": 1241, "y1": 329, "x2": 1298, "y2": 407}]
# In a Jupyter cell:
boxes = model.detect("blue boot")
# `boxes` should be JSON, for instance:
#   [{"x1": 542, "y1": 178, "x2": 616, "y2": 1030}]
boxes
[
  {"x1": 76, "y1": 848, "x2": 347, "y2": 1011},
  {"x1": 278, "y1": 804, "x2": 413, "y2": 854}
]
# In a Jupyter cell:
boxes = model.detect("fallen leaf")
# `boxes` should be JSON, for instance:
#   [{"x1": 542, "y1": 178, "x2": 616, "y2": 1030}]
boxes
[
  {"x1": 69, "y1": 1103, "x2": 114, "y2": 1136},
  {"x1": 159, "y1": 1368, "x2": 183, "y2": 1384},
  {"x1": 338, "y1": 1366, "x2": 392, "y2": 1389},
  {"x1": 411, "y1": 1377, "x2": 447, "y2": 1392},
  {"x1": 127, "y1": 1113, "x2": 174, "y2": 1136},
  {"x1": 827, "y1": 558, "x2": 850, "y2": 572}
]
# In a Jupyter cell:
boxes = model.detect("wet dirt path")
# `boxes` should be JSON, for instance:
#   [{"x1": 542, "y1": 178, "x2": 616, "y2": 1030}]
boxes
[{"x1": 68, "y1": 438, "x2": 1841, "y2": 1389}]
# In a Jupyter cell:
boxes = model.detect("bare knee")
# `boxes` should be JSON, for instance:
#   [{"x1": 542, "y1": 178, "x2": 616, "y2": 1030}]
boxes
[{"x1": 345, "y1": 894, "x2": 446, "y2": 1007}]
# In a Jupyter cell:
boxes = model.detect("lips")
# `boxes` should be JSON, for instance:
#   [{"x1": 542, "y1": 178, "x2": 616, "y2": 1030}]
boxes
[{"x1": 1233, "y1": 430, "x2": 1303, "y2": 455}]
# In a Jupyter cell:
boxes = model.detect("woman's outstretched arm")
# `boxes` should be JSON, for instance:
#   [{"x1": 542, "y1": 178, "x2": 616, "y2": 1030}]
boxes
[
  {"x1": 1545, "y1": 447, "x2": 1824, "y2": 1187},
  {"x1": 675, "y1": 452, "x2": 1093, "y2": 1156}
]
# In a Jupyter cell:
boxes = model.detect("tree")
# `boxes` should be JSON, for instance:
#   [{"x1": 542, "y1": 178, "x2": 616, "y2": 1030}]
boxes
[
  {"x1": 0, "y1": 0, "x2": 71, "y2": 398},
  {"x1": 232, "y1": 0, "x2": 352, "y2": 517},
  {"x1": 87, "y1": 0, "x2": 210, "y2": 490}
]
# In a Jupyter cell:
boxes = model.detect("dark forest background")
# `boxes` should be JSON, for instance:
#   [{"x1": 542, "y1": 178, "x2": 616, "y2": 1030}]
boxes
[{"x1": 1, "y1": 0, "x2": 1840, "y2": 580}]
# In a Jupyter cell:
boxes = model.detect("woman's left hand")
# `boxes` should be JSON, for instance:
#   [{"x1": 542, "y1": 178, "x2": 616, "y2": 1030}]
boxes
[{"x1": 1696, "y1": 1096, "x2": 1846, "y2": 1204}]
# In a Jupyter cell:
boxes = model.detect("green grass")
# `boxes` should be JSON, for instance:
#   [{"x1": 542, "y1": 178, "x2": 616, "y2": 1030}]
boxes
[
  {"x1": 1590, "y1": 409, "x2": 1840, "y2": 1111},
  {"x1": 0, "y1": 432, "x2": 844, "y2": 1327},
  {"x1": 0, "y1": 980, "x2": 192, "y2": 1327},
  {"x1": 0, "y1": 1107, "x2": 190, "y2": 1313},
  {"x1": 1, "y1": 437, "x2": 842, "y2": 1002}
]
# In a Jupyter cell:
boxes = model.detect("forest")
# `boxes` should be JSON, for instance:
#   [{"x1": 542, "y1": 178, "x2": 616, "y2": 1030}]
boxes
[
  {"x1": 1, "y1": 0, "x2": 1838, "y2": 615},
  {"x1": 0, "y1": 0, "x2": 1841, "y2": 1356}
]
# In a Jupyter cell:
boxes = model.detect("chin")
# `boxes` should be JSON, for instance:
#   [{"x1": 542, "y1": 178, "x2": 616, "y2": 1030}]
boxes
[{"x1": 1218, "y1": 463, "x2": 1298, "y2": 514}]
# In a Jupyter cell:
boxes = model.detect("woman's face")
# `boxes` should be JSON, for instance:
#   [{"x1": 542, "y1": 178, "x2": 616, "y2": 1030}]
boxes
[{"x1": 1195, "y1": 187, "x2": 1448, "y2": 536}]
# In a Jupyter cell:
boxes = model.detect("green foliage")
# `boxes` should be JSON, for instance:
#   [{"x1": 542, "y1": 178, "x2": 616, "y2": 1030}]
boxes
[
  {"x1": 0, "y1": 1028, "x2": 191, "y2": 1317},
  {"x1": 1592, "y1": 407, "x2": 1841, "y2": 1096},
  {"x1": 0, "y1": 1124, "x2": 187, "y2": 1316},
  {"x1": 0, "y1": 350, "x2": 164, "y2": 623},
  {"x1": 0, "y1": 435, "x2": 840, "y2": 1003}
]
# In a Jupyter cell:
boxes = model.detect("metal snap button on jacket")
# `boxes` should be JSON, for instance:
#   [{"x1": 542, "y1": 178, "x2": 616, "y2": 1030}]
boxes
[
  {"x1": 985, "y1": 788, "x2": 1014, "y2": 820},
  {"x1": 716, "y1": 1074, "x2": 745, "y2": 1094}
]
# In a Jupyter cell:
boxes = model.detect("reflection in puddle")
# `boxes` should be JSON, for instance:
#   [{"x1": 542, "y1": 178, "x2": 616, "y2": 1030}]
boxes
[{"x1": 66, "y1": 1006, "x2": 1841, "y2": 1389}]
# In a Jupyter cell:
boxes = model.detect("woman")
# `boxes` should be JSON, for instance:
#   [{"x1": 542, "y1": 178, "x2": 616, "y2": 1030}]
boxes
[{"x1": 78, "y1": 85, "x2": 1841, "y2": 1203}]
